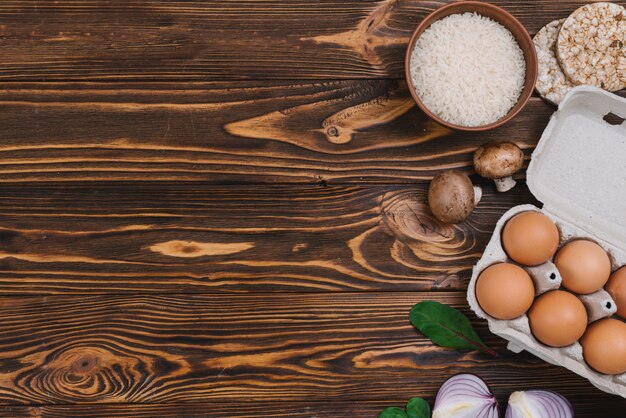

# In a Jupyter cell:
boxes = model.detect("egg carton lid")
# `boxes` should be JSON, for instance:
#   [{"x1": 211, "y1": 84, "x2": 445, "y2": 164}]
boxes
[{"x1": 527, "y1": 86, "x2": 626, "y2": 249}]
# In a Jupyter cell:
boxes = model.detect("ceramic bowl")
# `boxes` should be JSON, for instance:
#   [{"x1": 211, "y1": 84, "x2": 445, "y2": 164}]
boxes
[{"x1": 405, "y1": 1, "x2": 538, "y2": 131}]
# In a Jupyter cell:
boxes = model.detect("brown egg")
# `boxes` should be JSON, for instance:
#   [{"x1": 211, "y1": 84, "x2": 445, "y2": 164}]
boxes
[
  {"x1": 606, "y1": 267, "x2": 626, "y2": 319},
  {"x1": 476, "y1": 263, "x2": 535, "y2": 320},
  {"x1": 581, "y1": 318, "x2": 626, "y2": 374},
  {"x1": 555, "y1": 240, "x2": 611, "y2": 294},
  {"x1": 528, "y1": 290, "x2": 587, "y2": 347},
  {"x1": 502, "y1": 211, "x2": 560, "y2": 266}
]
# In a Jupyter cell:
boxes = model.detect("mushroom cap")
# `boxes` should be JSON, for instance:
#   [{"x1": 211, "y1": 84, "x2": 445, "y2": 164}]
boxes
[
  {"x1": 473, "y1": 141, "x2": 524, "y2": 179},
  {"x1": 428, "y1": 171, "x2": 476, "y2": 223}
]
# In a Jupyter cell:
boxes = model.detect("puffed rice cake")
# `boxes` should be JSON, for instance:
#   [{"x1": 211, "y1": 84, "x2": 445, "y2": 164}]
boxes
[
  {"x1": 534, "y1": 19, "x2": 575, "y2": 104},
  {"x1": 557, "y1": 2, "x2": 626, "y2": 92}
]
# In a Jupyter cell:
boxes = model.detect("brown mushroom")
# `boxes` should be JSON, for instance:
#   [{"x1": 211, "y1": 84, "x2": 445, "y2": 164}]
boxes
[
  {"x1": 473, "y1": 142, "x2": 524, "y2": 192},
  {"x1": 428, "y1": 171, "x2": 482, "y2": 224}
]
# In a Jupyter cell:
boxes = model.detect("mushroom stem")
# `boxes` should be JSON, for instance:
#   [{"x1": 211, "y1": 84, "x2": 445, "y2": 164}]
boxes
[
  {"x1": 493, "y1": 176, "x2": 516, "y2": 192},
  {"x1": 473, "y1": 186, "x2": 482, "y2": 204},
  {"x1": 473, "y1": 142, "x2": 524, "y2": 193}
]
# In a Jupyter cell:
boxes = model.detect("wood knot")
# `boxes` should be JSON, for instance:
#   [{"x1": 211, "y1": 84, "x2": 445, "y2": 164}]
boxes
[
  {"x1": 381, "y1": 191, "x2": 477, "y2": 263},
  {"x1": 325, "y1": 125, "x2": 352, "y2": 144},
  {"x1": 320, "y1": 90, "x2": 415, "y2": 146},
  {"x1": 71, "y1": 355, "x2": 99, "y2": 374},
  {"x1": 381, "y1": 191, "x2": 453, "y2": 243},
  {"x1": 324, "y1": 125, "x2": 352, "y2": 144},
  {"x1": 15, "y1": 345, "x2": 151, "y2": 401}
]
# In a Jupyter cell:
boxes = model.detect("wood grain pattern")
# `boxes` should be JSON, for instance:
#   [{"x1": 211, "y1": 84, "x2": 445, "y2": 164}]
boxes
[
  {"x1": 3, "y1": 0, "x2": 625, "y2": 415},
  {"x1": 0, "y1": 402, "x2": 400, "y2": 418},
  {"x1": 0, "y1": 1, "x2": 618, "y2": 80},
  {"x1": 2, "y1": 399, "x2": 624, "y2": 418},
  {"x1": 1, "y1": 292, "x2": 625, "y2": 416},
  {"x1": 0, "y1": 81, "x2": 560, "y2": 183},
  {"x1": 0, "y1": 181, "x2": 536, "y2": 294},
  {"x1": 0, "y1": 402, "x2": 398, "y2": 418}
]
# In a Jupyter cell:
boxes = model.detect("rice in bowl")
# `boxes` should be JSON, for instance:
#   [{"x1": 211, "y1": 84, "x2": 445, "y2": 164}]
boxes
[{"x1": 409, "y1": 12, "x2": 526, "y2": 127}]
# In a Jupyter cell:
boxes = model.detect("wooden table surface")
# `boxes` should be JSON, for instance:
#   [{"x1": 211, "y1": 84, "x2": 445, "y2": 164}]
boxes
[{"x1": 0, "y1": 1, "x2": 625, "y2": 417}]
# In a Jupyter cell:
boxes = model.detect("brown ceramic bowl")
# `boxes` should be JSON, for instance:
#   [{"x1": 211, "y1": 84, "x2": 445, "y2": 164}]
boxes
[{"x1": 404, "y1": 1, "x2": 538, "y2": 131}]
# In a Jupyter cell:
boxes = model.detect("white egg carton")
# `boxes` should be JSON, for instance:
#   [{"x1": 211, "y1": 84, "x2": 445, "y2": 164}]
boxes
[{"x1": 467, "y1": 86, "x2": 626, "y2": 398}]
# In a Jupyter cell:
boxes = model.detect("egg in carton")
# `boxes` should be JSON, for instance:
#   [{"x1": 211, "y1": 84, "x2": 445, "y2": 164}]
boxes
[{"x1": 467, "y1": 86, "x2": 626, "y2": 398}]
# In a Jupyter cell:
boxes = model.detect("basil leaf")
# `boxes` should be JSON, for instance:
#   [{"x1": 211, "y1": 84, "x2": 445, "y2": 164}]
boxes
[
  {"x1": 406, "y1": 397, "x2": 430, "y2": 418},
  {"x1": 409, "y1": 301, "x2": 497, "y2": 357},
  {"x1": 378, "y1": 407, "x2": 409, "y2": 418}
]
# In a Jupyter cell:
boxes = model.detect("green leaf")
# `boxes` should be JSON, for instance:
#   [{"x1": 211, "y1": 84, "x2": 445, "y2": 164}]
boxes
[
  {"x1": 378, "y1": 407, "x2": 409, "y2": 418},
  {"x1": 409, "y1": 301, "x2": 497, "y2": 357},
  {"x1": 406, "y1": 397, "x2": 430, "y2": 418}
]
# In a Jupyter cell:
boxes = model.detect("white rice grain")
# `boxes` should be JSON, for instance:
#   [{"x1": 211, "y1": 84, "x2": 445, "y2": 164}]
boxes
[{"x1": 409, "y1": 13, "x2": 526, "y2": 127}]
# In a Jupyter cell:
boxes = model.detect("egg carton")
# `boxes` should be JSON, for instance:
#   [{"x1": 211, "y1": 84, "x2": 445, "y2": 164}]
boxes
[{"x1": 467, "y1": 86, "x2": 626, "y2": 398}]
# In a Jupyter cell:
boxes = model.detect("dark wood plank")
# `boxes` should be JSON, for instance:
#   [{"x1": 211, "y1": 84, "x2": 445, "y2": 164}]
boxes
[
  {"x1": 0, "y1": 181, "x2": 536, "y2": 294},
  {"x1": 1, "y1": 399, "x2": 624, "y2": 418},
  {"x1": 0, "y1": 81, "x2": 560, "y2": 183},
  {"x1": 0, "y1": 292, "x2": 625, "y2": 416},
  {"x1": 0, "y1": 402, "x2": 395, "y2": 418},
  {"x1": 0, "y1": 1, "x2": 618, "y2": 80}
]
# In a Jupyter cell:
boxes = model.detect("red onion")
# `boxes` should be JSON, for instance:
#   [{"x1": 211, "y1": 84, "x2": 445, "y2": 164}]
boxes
[
  {"x1": 433, "y1": 374, "x2": 499, "y2": 418},
  {"x1": 505, "y1": 390, "x2": 573, "y2": 418}
]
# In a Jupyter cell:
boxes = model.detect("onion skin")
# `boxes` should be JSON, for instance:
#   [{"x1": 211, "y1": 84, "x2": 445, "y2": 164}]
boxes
[
  {"x1": 505, "y1": 390, "x2": 573, "y2": 418},
  {"x1": 433, "y1": 373, "x2": 499, "y2": 418}
]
